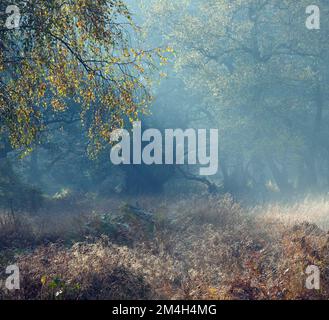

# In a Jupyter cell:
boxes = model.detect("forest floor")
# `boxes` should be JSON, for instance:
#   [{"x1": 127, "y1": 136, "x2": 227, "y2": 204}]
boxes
[{"x1": 1, "y1": 194, "x2": 329, "y2": 300}]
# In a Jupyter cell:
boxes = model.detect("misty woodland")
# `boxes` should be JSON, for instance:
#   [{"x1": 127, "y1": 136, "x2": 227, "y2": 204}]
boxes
[{"x1": 1, "y1": 0, "x2": 329, "y2": 300}]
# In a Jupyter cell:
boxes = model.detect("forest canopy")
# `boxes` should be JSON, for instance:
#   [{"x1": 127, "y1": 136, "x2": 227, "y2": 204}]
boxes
[
  {"x1": 1, "y1": 0, "x2": 329, "y2": 199},
  {"x1": 0, "y1": 0, "x2": 167, "y2": 159}
]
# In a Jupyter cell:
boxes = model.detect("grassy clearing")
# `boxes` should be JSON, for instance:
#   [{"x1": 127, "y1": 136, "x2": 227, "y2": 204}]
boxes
[{"x1": 1, "y1": 194, "x2": 329, "y2": 300}]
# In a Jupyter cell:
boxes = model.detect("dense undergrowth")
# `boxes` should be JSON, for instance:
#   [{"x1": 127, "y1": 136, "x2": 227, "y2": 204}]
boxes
[{"x1": 1, "y1": 194, "x2": 329, "y2": 300}]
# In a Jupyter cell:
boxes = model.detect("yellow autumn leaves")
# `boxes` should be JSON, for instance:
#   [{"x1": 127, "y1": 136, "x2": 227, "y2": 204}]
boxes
[{"x1": 1, "y1": 0, "x2": 172, "y2": 157}]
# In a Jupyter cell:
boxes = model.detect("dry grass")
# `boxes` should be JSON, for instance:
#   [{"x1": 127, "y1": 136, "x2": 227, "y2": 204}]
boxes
[
  {"x1": 1, "y1": 194, "x2": 329, "y2": 300},
  {"x1": 257, "y1": 196, "x2": 329, "y2": 230}
]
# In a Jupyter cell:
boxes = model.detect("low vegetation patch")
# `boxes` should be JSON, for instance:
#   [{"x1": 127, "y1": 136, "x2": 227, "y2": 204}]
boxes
[{"x1": 1, "y1": 195, "x2": 329, "y2": 300}]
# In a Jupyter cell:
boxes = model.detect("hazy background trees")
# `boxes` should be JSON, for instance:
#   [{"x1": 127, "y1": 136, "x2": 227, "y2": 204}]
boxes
[{"x1": 137, "y1": 0, "x2": 329, "y2": 200}]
